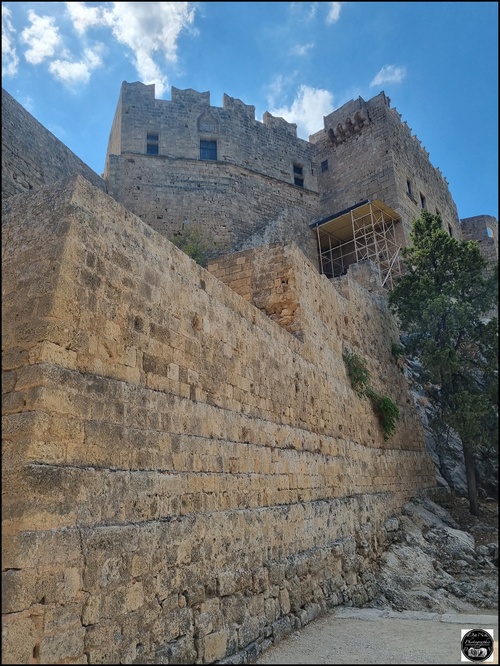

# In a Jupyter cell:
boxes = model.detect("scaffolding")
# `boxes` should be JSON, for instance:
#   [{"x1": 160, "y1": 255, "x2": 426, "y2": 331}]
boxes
[{"x1": 311, "y1": 200, "x2": 404, "y2": 291}]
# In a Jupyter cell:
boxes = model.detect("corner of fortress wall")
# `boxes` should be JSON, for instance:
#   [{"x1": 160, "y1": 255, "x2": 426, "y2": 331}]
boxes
[
  {"x1": 2, "y1": 175, "x2": 436, "y2": 664},
  {"x1": 1, "y1": 88, "x2": 106, "y2": 199}
]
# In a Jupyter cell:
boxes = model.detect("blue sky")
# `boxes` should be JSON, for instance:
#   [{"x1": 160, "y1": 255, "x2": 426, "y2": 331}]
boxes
[{"x1": 2, "y1": 2, "x2": 498, "y2": 220}]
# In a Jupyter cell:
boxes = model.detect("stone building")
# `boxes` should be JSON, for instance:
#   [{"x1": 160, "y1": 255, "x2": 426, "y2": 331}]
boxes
[
  {"x1": 3, "y1": 81, "x2": 497, "y2": 284},
  {"x1": 1, "y1": 83, "x2": 497, "y2": 664},
  {"x1": 104, "y1": 82, "x2": 320, "y2": 267},
  {"x1": 103, "y1": 82, "x2": 481, "y2": 289},
  {"x1": 460, "y1": 214, "x2": 499, "y2": 268},
  {"x1": 309, "y1": 92, "x2": 463, "y2": 287}
]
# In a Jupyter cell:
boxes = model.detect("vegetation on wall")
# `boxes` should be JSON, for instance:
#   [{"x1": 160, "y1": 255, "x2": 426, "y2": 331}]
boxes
[
  {"x1": 343, "y1": 348, "x2": 400, "y2": 440},
  {"x1": 171, "y1": 227, "x2": 210, "y2": 267},
  {"x1": 389, "y1": 211, "x2": 498, "y2": 516}
]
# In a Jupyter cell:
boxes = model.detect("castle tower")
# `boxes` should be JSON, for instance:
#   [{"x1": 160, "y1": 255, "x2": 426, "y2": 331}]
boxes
[
  {"x1": 104, "y1": 81, "x2": 320, "y2": 266},
  {"x1": 309, "y1": 92, "x2": 462, "y2": 286}
]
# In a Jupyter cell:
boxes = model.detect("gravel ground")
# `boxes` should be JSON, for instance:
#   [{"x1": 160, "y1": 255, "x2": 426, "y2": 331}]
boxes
[{"x1": 255, "y1": 608, "x2": 499, "y2": 665}]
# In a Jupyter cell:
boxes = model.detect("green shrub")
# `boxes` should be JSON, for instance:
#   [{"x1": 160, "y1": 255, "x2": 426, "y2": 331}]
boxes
[
  {"x1": 366, "y1": 388, "x2": 400, "y2": 440},
  {"x1": 171, "y1": 228, "x2": 209, "y2": 267},
  {"x1": 343, "y1": 348, "x2": 400, "y2": 440},
  {"x1": 342, "y1": 348, "x2": 370, "y2": 397},
  {"x1": 391, "y1": 342, "x2": 405, "y2": 360}
]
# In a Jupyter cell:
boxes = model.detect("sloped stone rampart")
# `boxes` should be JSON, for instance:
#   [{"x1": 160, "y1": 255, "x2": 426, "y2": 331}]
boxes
[
  {"x1": 2, "y1": 176, "x2": 435, "y2": 664},
  {"x1": 1, "y1": 88, "x2": 105, "y2": 200}
]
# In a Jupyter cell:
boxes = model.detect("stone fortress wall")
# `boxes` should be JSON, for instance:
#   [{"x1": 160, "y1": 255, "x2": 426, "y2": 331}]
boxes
[
  {"x1": 1, "y1": 84, "x2": 497, "y2": 664},
  {"x1": 1, "y1": 89, "x2": 105, "y2": 200},
  {"x1": 104, "y1": 82, "x2": 319, "y2": 265},
  {"x1": 3, "y1": 176, "x2": 435, "y2": 664}
]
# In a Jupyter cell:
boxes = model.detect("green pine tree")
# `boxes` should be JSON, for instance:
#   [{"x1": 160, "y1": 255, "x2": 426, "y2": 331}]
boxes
[{"x1": 389, "y1": 211, "x2": 498, "y2": 516}]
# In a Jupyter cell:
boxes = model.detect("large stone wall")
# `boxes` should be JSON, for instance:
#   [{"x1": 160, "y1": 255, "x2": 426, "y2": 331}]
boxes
[
  {"x1": 2, "y1": 175, "x2": 436, "y2": 665},
  {"x1": 310, "y1": 92, "x2": 461, "y2": 242},
  {"x1": 1, "y1": 88, "x2": 105, "y2": 200},
  {"x1": 105, "y1": 154, "x2": 319, "y2": 266}
]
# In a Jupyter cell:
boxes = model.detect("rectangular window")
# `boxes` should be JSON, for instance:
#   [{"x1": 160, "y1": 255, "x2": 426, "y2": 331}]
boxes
[
  {"x1": 448, "y1": 224, "x2": 453, "y2": 237},
  {"x1": 293, "y1": 164, "x2": 303, "y2": 175},
  {"x1": 200, "y1": 140, "x2": 217, "y2": 160},
  {"x1": 406, "y1": 179, "x2": 413, "y2": 197},
  {"x1": 146, "y1": 132, "x2": 159, "y2": 155},
  {"x1": 420, "y1": 193, "x2": 427, "y2": 209},
  {"x1": 294, "y1": 177, "x2": 304, "y2": 187},
  {"x1": 321, "y1": 159, "x2": 329, "y2": 172}
]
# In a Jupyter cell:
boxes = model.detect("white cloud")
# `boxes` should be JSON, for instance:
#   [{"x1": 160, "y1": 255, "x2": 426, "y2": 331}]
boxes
[
  {"x1": 266, "y1": 73, "x2": 298, "y2": 110},
  {"x1": 309, "y1": 3, "x2": 318, "y2": 19},
  {"x1": 49, "y1": 47, "x2": 103, "y2": 87},
  {"x1": 370, "y1": 64, "x2": 407, "y2": 87},
  {"x1": 289, "y1": 42, "x2": 314, "y2": 57},
  {"x1": 326, "y1": 2, "x2": 342, "y2": 25},
  {"x1": 65, "y1": 2, "x2": 105, "y2": 34},
  {"x1": 290, "y1": 3, "x2": 318, "y2": 20},
  {"x1": 100, "y1": 2, "x2": 197, "y2": 97},
  {"x1": 2, "y1": 6, "x2": 19, "y2": 77},
  {"x1": 21, "y1": 9, "x2": 61, "y2": 65},
  {"x1": 270, "y1": 84, "x2": 334, "y2": 138}
]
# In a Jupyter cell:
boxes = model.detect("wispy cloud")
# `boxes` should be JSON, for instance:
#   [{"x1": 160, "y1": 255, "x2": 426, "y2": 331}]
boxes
[
  {"x1": 10, "y1": 2, "x2": 197, "y2": 95},
  {"x1": 49, "y1": 47, "x2": 103, "y2": 88},
  {"x1": 21, "y1": 9, "x2": 61, "y2": 65},
  {"x1": 2, "y1": 6, "x2": 19, "y2": 77},
  {"x1": 326, "y1": 2, "x2": 342, "y2": 25},
  {"x1": 370, "y1": 64, "x2": 407, "y2": 87},
  {"x1": 270, "y1": 84, "x2": 334, "y2": 138},
  {"x1": 290, "y1": 3, "x2": 319, "y2": 21},
  {"x1": 65, "y1": 2, "x2": 197, "y2": 96},
  {"x1": 289, "y1": 42, "x2": 314, "y2": 57},
  {"x1": 65, "y1": 2, "x2": 104, "y2": 34}
]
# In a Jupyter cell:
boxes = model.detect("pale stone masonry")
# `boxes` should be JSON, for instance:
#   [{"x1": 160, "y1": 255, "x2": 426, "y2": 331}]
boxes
[
  {"x1": 460, "y1": 215, "x2": 499, "y2": 267},
  {"x1": 104, "y1": 82, "x2": 319, "y2": 266},
  {"x1": 103, "y1": 83, "x2": 468, "y2": 266},
  {"x1": 3, "y1": 176, "x2": 435, "y2": 664},
  {"x1": 310, "y1": 91, "x2": 463, "y2": 244},
  {"x1": 1, "y1": 89, "x2": 105, "y2": 199},
  {"x1": 1, "y1": 83, "x2": 497, "y2": 664}
]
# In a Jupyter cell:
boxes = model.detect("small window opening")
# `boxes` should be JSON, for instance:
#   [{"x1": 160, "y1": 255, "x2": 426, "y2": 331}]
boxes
[
  {"x1": 146, "y1": 132, "x2": 159, "y2": 155},
  {"x1": 321, "y1": 159, "x2": 329, "y2": 172},
  {"x1": 487, "y1": 227, "x2": 494, "y2": 238},
  {"x1": 448, "y1": 224, "x2": 453, "y2": 237},
  {"x1": 293, "y1": 163, "x2": 304, "y2": 186},
  {"x1": 406, "y1": 179, "x2": 413, "y2": 198},
  {"x1": 420, "y1": 193, "x2": 427, "y2": 209},
  {"x1": 200, "y1": 140, "x2": 217, "y2": 160}
]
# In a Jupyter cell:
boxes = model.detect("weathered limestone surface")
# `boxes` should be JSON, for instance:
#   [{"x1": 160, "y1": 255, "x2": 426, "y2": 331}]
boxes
[
  {"x1": 1, "y1": 88, "x2": 105, "y2": 200},
  {"x1": 460, "y1": 215, "x2": 499, "y2": 267},
  {"x1": 2, "y1": 176, "x2": 435, "y2": 664},
  {"x1": 104, "y1": 82, "x2": 319, "y2": 265},
  {"x1": 310, "y1": 92, "x2": 462, "y2": 242}
]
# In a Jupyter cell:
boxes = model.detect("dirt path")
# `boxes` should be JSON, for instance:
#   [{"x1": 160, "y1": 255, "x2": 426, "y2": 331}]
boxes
[{"x1": 255, "y1": 608, "x2": 499, "y2": 665}]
